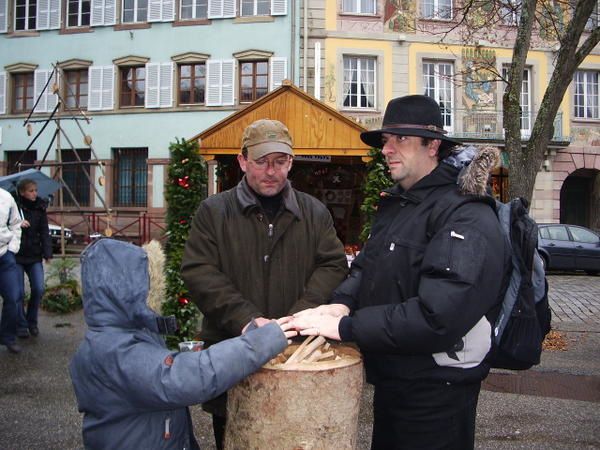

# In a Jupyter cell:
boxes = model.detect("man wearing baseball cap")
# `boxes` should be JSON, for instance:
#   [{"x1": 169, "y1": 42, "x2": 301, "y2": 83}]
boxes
[
  {"x1": 182, "y1": 119, "x2": 347, "y2": 449},
  {"x1": 292, "y1": 96, "x2": 510, "y2": 449}
]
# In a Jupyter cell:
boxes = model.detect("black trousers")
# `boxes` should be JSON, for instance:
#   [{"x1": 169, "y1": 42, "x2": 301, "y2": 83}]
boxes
[
  {"x1": 212, "y1": 414, "x2": 226, "y2": 450},
  {"x1": 371, "y1": 379, "x2": 481, "y2": 450}
]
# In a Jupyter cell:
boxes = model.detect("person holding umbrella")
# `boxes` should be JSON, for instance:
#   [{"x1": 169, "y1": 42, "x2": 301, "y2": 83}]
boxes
[{"x1": 15, "y1": 178, "x2": 52, "y2": 338}]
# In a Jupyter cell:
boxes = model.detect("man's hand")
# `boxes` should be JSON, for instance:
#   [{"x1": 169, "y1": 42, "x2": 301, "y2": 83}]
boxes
[
  {"x1": 20, "y1": 219, "x2": 30, "y2": 228},
  {"x1": 275, "y1": 316, "x2": 298, "y2": 344},
  {"x1": 293, "y1": 303, "x2": 350, "y2": 318},
  {"x1": 290, "y1": 314, "x2": 342, "y2": 341}
]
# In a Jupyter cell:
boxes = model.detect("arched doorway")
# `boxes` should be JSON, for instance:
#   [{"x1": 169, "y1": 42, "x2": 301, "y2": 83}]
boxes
[{"x1": 560, "y1": 168, "x2": 600, "y2": 229}]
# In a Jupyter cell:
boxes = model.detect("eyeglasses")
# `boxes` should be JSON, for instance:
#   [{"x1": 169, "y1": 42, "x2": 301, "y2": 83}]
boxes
[{"x1": 248, "y1": 156, "x2": 292, "y2": 170}]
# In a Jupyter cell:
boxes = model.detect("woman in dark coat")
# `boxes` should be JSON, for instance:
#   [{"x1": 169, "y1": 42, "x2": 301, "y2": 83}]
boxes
[{"x1": 15, "y1": 179, "x2": 52, "y2": 338}]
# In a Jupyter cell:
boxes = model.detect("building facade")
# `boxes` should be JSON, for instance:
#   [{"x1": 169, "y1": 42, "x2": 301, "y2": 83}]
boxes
[
  {"x1": 299, "y1": 0, "x2": 600, "y2": 229},
  {"x1": 0, "y1": 0, "x2": 300, "y2": 241}
]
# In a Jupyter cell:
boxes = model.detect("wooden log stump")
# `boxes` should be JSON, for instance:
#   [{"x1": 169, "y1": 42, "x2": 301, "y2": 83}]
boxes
[{"x1": 224, "y1": 342, "x2": 363, "y2": 450}]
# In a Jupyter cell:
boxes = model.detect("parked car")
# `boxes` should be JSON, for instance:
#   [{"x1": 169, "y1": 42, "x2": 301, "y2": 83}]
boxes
[
  {"x1": 538, "y1": 224, "x2": 600, "y2": 275},
  {"x1": 48, "y1": 224, "x2": 73, "y2": 252}
]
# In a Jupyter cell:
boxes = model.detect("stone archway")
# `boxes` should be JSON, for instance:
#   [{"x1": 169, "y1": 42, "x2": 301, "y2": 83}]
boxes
[
  {"x1": 551, "y1": 148, "x2": 600, "y2": 230},
  {"x1": 560, "y1": 168, "x2": 599, "y2": 228}
]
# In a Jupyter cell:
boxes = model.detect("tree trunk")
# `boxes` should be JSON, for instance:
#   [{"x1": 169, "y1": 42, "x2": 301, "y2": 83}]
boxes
[{"x1": 224, "y1": 343, "x2": 364, "y2": 450}]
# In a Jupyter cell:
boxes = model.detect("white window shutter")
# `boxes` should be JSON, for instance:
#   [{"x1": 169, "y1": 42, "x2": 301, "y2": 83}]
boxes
[
  {"x1": 91, "y1": 0, "x2": 104, "y2": 25},
  {"x1": 145, "y1": 63, "x2": 160, "y2": 108},
  {"x1": 206, "y1": 60, "x2": 222, "y2": 106},
  {"x1": 269, "y1": 57, "x2": 287, "y2": 91},
  {"x1": 159, "y1": 62, "x2": 173, "y2": 108},
  {"x1": 34, "y1": 70, "x2": 49, "y2": 113},
  {"x1": 208, "y1": 0, "x2": 223, "y2": 18},
  {"x1": 0, "y1": 72, "x2": 6, "y2": 115},
  {"x1": 0, "y1": 0, "x2": 8, "y2": 33},
  {"x1": 88, "y1": 66, "x2": 114, "y2": 111},
  {"x1": 162, "y1": 0, "x2": 174, "y2": 20},
  {"x1": 46, "y1": 70, "x2": 58, "y2": 111},
  {"x1": 148, "y1": 0, "x2": 162, "y2": 21},
  {"x1": 101, "y1": 65, "x2": 114, "y2": 109},
  {"x1": 221, "y1": 59, "x2": 234, "y2": 105},
  {"x1": 49, "y1": 0, "x2": 60, "y2": 28},
  {"x1": 104, "y1": 0, "x2": 116, "y2": 24},
  {"x1": 222, "y1": 0, "x2": 235, "y2": 17},
  {"x1": 37, "y1": 0, "x2": 50, "y2": 29},
  {"x1": 88, "y1": 66, "x2": 103, "y2": 110},
  {"x1": 271, "y1": 0, "x2": 286, "y2": 15}
]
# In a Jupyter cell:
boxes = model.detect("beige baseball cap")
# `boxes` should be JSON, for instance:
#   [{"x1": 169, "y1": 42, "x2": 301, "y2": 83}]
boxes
[{"x1": 241, "y1": 119, "x2": 294, "y2": 160}]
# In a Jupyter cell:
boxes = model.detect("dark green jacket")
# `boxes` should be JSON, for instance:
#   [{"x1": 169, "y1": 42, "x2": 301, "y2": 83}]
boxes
[{"x1": 182, "y1": 177, "x2": 347, "y2": 344}]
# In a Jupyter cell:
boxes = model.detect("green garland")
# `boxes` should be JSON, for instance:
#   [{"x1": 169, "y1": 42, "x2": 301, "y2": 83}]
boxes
[
  {"x1": 162, "y1": 138, "x2": 207, "y2": 347},
  {"x1": 359, "y1": 147, "x2": 393, "y2": 242}
]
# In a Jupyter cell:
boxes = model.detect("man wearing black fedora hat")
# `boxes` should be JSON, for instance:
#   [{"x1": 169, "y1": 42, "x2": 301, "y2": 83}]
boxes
[{"x1": 292, "y1": 95, "x2": 510, "y2": 449}]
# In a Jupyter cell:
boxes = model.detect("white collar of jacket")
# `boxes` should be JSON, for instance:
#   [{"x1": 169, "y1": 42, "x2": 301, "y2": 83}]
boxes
[{"x1": 236, "y1": 176, "x2": 302, "y2": 219}]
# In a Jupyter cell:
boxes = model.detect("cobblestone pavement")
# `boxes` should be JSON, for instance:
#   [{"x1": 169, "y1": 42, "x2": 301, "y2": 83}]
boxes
[{"x1": 547, "y1": 273, "x2": 600, "y2": 329}]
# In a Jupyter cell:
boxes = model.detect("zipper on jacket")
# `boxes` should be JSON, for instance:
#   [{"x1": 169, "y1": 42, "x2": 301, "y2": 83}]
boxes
[
  {"x1": 446, "y1": 230, "x2": 464, "y2": 271},
  {"x1": 164, "y1": 417, "x2": 171, "y2": 440},
  {"x1": 268, "y1": 223, "x2": 274, "y2": 237}
]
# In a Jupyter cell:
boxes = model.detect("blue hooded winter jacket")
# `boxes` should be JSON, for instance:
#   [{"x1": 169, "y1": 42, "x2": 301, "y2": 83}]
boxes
[{"x1": 69, "y1": 239, "x2": 287, "y2": 449}]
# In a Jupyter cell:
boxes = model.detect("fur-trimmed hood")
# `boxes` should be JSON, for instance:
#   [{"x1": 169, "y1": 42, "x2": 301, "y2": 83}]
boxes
[
  {"x1": 443, "y1": 145, "x2": 500, "y2": 197},
  {"x1": 80, "y1": 238, "x2": 176, "y2": 334}
]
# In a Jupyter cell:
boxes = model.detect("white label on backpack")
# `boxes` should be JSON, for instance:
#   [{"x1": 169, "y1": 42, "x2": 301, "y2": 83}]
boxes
[{"x1": 432, "y1": 316, "x2": 491, "y2": 369}]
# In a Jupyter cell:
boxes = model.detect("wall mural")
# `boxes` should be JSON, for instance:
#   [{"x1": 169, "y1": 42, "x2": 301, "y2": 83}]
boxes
[{"x1": 384, "y1": 0, "x2": 415, "y2": 33}]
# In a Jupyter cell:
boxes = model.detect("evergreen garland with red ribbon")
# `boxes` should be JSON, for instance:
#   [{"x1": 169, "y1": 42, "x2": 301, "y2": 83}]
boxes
[{"x1": 162, "y1": 137, "x2": 207, "y2": 347}]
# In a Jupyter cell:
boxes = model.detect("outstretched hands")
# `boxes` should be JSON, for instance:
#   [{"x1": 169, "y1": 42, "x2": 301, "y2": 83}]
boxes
[
  {"x1": 241, "y1": 304, "x2": 350, "y2": 343},
  {"x1": 289, "y1": 304, "x2": 351, "y2": 341}
]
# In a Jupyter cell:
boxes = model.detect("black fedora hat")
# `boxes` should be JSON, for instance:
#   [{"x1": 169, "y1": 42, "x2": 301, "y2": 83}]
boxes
[{"x1": 360, "y1": 95, "x2": 462, "y2": 151}]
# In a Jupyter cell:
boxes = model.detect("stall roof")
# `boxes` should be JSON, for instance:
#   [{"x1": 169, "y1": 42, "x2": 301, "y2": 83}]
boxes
[{"x1": 190, "y1": 81, "x2": 371, "y2": 158}]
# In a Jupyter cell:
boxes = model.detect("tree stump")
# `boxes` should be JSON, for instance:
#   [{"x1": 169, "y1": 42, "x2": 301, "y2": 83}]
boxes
[{"x1": 224, "y1": 342, "x2": 363, "y2": 450}]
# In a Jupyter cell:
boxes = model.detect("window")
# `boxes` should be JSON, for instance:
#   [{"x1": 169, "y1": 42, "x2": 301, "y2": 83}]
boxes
[
  {"x1": 585, "y1": 0, "x2": 598, "y2": 30},
  {"x1": 574, "y1": 70, "x2": 599, "y2": 119},
  {"x1": 90, "y1": 0, "x2": 116, "y2": 26},
  {"x1": 421, "y1": 0, "x2": 451, "y2": 19},
  {"x1": 12, "y1": 72, "x2": 34, "y2": 113},
  {"x1": 342, "y1": 0, "x2": 375, "y2": 14},
  {"x1": 61, "y1": 149, "x2": 91, "y2": 206},
  {"x1": 546, "y1": 226, "x2": 569, "y2": 241},
  {"x1": 239, "y1": 61, "x2": 268, "y2": 103},
  {"x1": 113, "y1": 148, "x2": 147, "y2": 207},
  {"x1": 499, "y1": 0, "x2": 520, "y2": 25},
  {"x1": 342, "y1": 56, "x2": 376, "y2": 109},
  {"x1": 122, "y1": 0, "x2": 147, "y2": 22},
  {"x1": 240, "y1": 0, "x2": 269, "y2": 16},
  {"x1": 5, "y1": 150, "x2": 36, "y2": 174},
  {"x1": 178, "y1": 63, "x2": 205, "y2": 104},
  {"x1": 68, "y1": 0, "x2": 91, "y2": 26},
  {"x1": 15, "y1": 0, "x2": 37, "y2": 31},
  {"x1": 120, "y1": 66, "x2": 145, "y2": 107},
  {"x1": 502, "y1": 66, "x2": 532, "y2": 134},
  {"x1": 180, "y1": 0, "x2": 207, "y2": 19},
  {"x1": 88, "y1": 65, "x2": 114, "y2": 111},
  {"x1": 64, "y1": 69, "x2": 88, "y2": 110},
  {"x1": 423, "y1": 61, "x2": 453, "y2": 130},
  {"x1": 569, "y1": 226, "x2": 599, "y2": 244}
]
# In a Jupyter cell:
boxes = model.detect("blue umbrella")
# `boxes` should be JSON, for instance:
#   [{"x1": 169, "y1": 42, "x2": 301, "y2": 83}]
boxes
[{"x1": 0, "y1": 169, "x2": 63, "y2": 200}]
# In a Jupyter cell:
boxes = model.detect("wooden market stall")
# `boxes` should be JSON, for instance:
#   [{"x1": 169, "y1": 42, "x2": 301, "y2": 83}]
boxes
[{"x1": 190, "y1": 80, "x2": 371, "y2": 247}]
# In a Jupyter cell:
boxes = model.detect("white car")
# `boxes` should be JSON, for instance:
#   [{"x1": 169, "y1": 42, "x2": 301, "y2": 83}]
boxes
[{"x1": 48, "y1": 224, "x2": 72, "y2": 251}]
